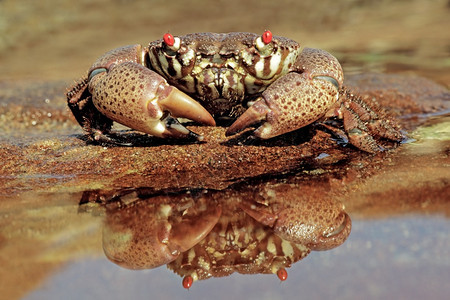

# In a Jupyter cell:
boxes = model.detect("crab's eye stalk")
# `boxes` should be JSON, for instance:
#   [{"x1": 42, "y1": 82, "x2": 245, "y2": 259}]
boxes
[
  {"x1": 262, "y1": 30, "x2": 273, "y2": 44},
  {"x1": 163, "y1": 32, "x2": 181, "y2": 52},
  {"x1": 256, "y1": 30, "x2": 274, "y2": 54}
]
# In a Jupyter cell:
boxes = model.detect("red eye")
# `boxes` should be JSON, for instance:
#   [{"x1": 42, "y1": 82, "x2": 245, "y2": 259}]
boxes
[
  {"x1": 182, "y1": 275, "x2": 193, "y2": 289},
  {"x1": 163, "y1": 33, "x2": 175, "y2": 46},
  {"x1": 262, "y1": 30, "x2": 273, "y2": 44},
  {"x1": 277, "y1": 268, "x2": 288, "y2": 281}
]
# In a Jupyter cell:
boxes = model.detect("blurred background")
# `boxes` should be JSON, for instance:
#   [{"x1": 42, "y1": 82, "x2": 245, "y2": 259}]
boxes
[{"x1": 0, "y1": 0, "x2": 449, "y2": 85}]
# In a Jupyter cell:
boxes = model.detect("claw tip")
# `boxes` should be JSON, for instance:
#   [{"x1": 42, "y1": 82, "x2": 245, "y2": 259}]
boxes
[{"x1": 226, "y1": 101, "x2": 270, "y2": 137}]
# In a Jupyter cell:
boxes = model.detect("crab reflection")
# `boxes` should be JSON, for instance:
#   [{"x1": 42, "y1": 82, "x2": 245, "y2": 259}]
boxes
[{"x1": 80, "y1": 185, "x2": 351, "y2": 288}]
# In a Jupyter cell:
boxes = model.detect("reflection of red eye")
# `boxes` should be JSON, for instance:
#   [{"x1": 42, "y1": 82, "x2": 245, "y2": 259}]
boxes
[
  {"x1": 277, "y1": 268, "x2": 288, "y2": 281},
  {"x1": 182, "y1": 275, "x2": 193, "y2": 289},
  {"x1": 163, "y1": 33, "x2": 175, "y2": 46},
  {"x1": 262, "y1": 30, "x2": 273, "y2": 44}
]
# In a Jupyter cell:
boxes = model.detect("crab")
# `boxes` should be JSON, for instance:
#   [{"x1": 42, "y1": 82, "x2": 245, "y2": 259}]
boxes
[
  {"x1": 67, "y1": 30, "x2": 403, "y2": 152},
  {"x1": 97, "y1": 187, "x2": 351, "y2": 289}
]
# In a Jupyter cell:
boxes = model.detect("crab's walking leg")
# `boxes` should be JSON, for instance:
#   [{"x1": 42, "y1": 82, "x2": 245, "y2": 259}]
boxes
[
  {"x1": 340, "y1": 89, "x2": 405, "y2": 152},
  {"x1": 226, "y1": 48, "x2": 343, "y2": 139},
  {"x1": 67, "y1": 77, "x2": 115, "y2": 142}
]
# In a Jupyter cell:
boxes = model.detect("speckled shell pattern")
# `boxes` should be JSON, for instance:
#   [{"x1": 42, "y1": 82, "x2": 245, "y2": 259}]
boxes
[
  {"x1": 86, "y1": 32, "x2": 344, "y2": 140},
  {"x1": 88, "y1": 45, "x2": 173, "y2": 136},
  {"x1": 103, "y1": 198, "x2": 221, "y2": 270},
  {"x1": 254, "y1": 48, "x2": 344, "y2": 138},
  {"x1": 147, "y1": 32, "x2": 301, "y2": 117}
]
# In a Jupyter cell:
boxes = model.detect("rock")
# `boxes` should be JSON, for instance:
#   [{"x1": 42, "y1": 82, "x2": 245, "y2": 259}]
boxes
[{"x1": 0, "y1": 74, "x2": 448, "y2": 196}]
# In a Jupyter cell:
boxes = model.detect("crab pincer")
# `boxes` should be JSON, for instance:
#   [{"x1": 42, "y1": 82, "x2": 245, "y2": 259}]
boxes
[
  {"x1": 103, "y1": 198, "x2": 222, "y2": 270},
  {"x1": 226, "y1": 48, "x2": 343, "y2": 139},
  {"x1": 88, "y1": 61, "x2": 215, "y2": 142}
]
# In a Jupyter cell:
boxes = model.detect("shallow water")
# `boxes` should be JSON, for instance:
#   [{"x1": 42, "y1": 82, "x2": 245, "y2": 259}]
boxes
[
  {"x1": 23, "y1": 217, "x2": 450, "y2": 300},
  {"x1": 0, "y1": 0, "x2": 449, "y2": 299}
]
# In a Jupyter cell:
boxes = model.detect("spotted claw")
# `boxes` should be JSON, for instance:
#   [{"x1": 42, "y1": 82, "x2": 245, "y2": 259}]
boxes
[
  {"x1": 225, "y1": 72, "x2": 340, "y2": 139},
  {"x1": 88, "y1": 61, "x2": 215, "y2": 141},
  {"x1": 239, "y1": 198, "x2": 352, "y2": 251},
  {"x1": 226, "y1": 48, "x2": 343, "y2": 139},
  {"x1": 103, "y1": 197, "x2": 222, "y2": 270}
]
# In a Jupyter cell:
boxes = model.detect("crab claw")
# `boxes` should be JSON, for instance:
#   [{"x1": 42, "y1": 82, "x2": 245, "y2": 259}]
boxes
[
  {"x1": 103, "y1": 197, "x2": 222, "y2": 270},
  {"x1": 226, "y1": 71, "x2": 341, "y2": 139},
  {"x1": 225, "y1": 98, "x2": 272, "y2": 137},
  {"x1": 240, "y1": 197, "x2": 351, "y2": 251},
  {"x1": 89, "y1": 61, "x2": 215, "y2": 140},
  {"x1": 226, "y1": 48, "x2": 343, "y2": 139}
]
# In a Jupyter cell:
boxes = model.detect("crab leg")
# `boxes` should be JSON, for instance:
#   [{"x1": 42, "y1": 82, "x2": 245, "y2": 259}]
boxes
[{"x1": 88, "y1": 61, "x2": 215, "y2": 141}]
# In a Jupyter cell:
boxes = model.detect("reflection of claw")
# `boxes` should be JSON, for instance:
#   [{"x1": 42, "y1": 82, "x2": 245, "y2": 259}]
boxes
[
  {"x1": 102, "y1": 196, "x2": 221, "y2": 270},
  {"x1": 240, "y1": 197, "x2": 352, "y2": 251},
  {"x1": 313, "y1": 211, "x2": 352, "y2": 251}
]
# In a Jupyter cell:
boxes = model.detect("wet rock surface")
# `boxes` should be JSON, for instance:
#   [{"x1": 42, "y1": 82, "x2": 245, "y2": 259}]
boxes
[{"x1": 1, "y1": 74, "x2": 448, "y2": 197}]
